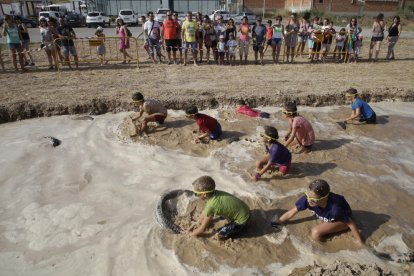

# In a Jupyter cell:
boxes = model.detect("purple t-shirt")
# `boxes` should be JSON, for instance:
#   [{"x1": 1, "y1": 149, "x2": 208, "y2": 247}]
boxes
[
  {"x1": 295, "y1": 193, "x2": 352, "y2": 223},
  {"x1": 269, "y1": 142, "x2": 291, "y2": 165}
]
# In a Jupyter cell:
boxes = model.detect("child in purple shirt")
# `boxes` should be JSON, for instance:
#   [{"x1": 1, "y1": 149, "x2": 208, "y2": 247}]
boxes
[
  {"x1": 251, "y1": 126, "x2": 292, "y2": 182},
  {"x1": 272, "y1": 179, "x2": 363, "y2": 244}
]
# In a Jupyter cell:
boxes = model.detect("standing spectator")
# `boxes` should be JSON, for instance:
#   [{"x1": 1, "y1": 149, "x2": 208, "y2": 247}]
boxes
[
  {"x1": 217, "y1": 35, "x2": 226, "y2": 65},
  {"x1": 15, "y1": 16, "x2": 35, "y2": 66},
  {"x1": 116, "y1": 18, "x2": 133, "y2": 64},
  {"x1": 195, "y1": 12, "x2": 204, "y2": 63},
  {"x1": 264, "y1": 19, "x2": 273, "y2": 54},
  {"x1": 296, "y1": 12, "x2": 310, "y2": 57},
  {"x1": 333, "y1": 28, "x2": 346, "y2": 63},
  {"x1": 144, "y1": 12, "x2": 162, "y2": 63},
  {"x1": 307, "y1": 16, "x2": 319, "y2": 59},
  {"x1": 386, "y1": 16, "x2": 401, "y2": 60},
  {"x1": 95, "y1": 26, "x2": 106, "y2": 66},
  {"x1": 48, "y1": 17, "x2": 64, "y2": 66},
  {"x1": 252, "y1": 17, "x2": 266, "y2": 65},
  {"x1": 140, "y1": 15, "x2": 151, "y2": 60},
  {"x1": 39, "y1": 17, "x2": 58, "y2": 70},
  {"x1": 224, "y1": 18, "x2": 236, "y2": 64},
  {"x1": 2, "y1": 15, "x2": 26, "y2": 71},
  {"x1": 346, "y1": 17, "x2": 362, "y2": 62},
  {"x1": 346, "y1": 17, "x2": 362, "y2": 36},
  {"x1": 57, "y1": 17, "x2": 78, "y2": 69},
  {"x1": 271, "y1": 16, "x2": 285, "y2": 64},
  {"x1": 202, "y1": 15, "x2": 214, "y2": 64},
  {"x1": 238, "y1": 16, "x2": 251, "y2": 65},
  {"x1": 321, "y1": 18, "x2": 335, "y2": 62},
  {"x1": 226, "y1": 33, "x2": 237, "y2": 66},
  {"x1": 181, "y1": 11, "x2": 198, "y2": 66},
  {"x1": 162, "y1": 10, "x2": 179, "y2": 64},
  {"x1": 285, "y1": 12, "x2": 299, "y2": 63},
  {"x1": 369, "y1": 13, "x2": 386, "y2": 61},
  {"x1": 172, "y1": 12, "x2": 183, "y2": 64}
]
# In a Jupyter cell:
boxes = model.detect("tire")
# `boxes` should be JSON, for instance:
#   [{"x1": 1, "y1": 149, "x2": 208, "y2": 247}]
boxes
[{"x1": 154, "y1": 189, "x2": 192, "y2": 233}]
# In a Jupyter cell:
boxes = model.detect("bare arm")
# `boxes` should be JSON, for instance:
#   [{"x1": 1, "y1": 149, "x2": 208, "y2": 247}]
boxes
[
  {"x1": 188, "y1": 215, "x2": 212, "y2": 237},
  {"x1": 2, "y1": 24, "x2": 6, "y2": 36},
  {"x1": 285, "y1": 127, "x2": 297, "y2": 148},
  {"x1": 345, "y1": 108, "x2": 360, "y2": 122},
  {"x1": 277, "y1": 207, "x2": 299, "y2": 223},
  {"x1": 346, "y1": 219, "x2": 363, "y2": 245}
]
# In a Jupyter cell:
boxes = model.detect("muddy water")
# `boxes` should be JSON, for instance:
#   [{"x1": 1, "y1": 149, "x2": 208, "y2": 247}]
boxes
[{"x1": 0, "y1": 102, "x2": 413, "y2": 275}]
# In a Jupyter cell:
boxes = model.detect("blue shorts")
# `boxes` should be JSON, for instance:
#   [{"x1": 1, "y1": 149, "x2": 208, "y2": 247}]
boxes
[
  {"x1": 218, "y1": 221, "x2": 247, "y2": 239},
  {"x1": 308, "y1": 39, "x2": 314, "y2": 49},
  {"x1": 62, "y1": 45, "x2": 77, "y2": 57},
  {"x1": 271, "y1": 38, "x2": 282, "y2": 46},
  {"x1": 183, "y1": 42, "x2": 197, "y2": 52},
  {"x1": 209, "y1": 124, "x2": 222, "y2": 140},
  {"x1": 8, "y1": 43, "x2": 21, "y2": 50}
]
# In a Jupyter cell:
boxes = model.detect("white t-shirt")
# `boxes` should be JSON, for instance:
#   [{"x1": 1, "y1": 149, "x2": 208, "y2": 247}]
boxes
[
  {"x1": 144, "y1": 20, "x2": 161, "y2": 39},
  {"x1": 227, "y1": 39, "x2": 237, "y2": 54}
]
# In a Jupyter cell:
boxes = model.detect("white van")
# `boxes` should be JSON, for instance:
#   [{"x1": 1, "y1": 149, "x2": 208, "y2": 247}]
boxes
[
  {"x1": 119, "y1": 9, "x2": 138, "y2": 26},
  {"x1": 39, "y1": 11, "x2": 61, "y2": 21}
]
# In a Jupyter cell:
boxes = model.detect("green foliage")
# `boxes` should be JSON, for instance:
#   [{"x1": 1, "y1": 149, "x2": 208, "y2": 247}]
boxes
[{"x1": 397, "y1": 6, "x2": 414, "y2": 20}]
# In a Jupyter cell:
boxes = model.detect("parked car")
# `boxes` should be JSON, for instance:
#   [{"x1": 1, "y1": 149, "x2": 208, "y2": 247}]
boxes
[
  {"x1": 209, "y1": 10, "x2": 231, "y2": 23},
  {"x1": 86, "y1": 11, "x2": 110, "y2": 28},
  {"x1": 119, "y1": 9, "x2": 138, "y2": 26},
  {"x1": 65, "y1": 13, "x2": 85, "y2": 27},
  {"x1": 155, "y1": 8, "x2": 169, "y2": 23},
  {"x1": 234, "y1": 12, "x2": 257, "y2": 25},
  {"x1": 39, "y1": 11, "x2": 61, "y2": 21},
  {"x1": 15, "y1": 16, "x2": 39, "y2": 28}
]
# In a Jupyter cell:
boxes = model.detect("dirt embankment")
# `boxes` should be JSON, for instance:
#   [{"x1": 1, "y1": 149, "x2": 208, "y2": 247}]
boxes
[{"x1": 1, "y1": 38, "x2": 413, "y2": 124}]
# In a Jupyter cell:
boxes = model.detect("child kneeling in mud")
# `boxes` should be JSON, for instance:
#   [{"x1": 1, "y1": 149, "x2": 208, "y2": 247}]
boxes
[
  {"x1": 272, "y1": 179, "x2": 363, "y2": 245},
  {"x1": 283, "y1": 102, "x2": 315, "y2": 153},
  {"x1": 131, "y1": 92, "x2": 168, "y2": 133},
  {"x1": 343, "y1": 88, "x2": 376, "y2": 125},
  {"x1": 186, "y1": 176, "x2": 250, "y2": 240},
  {"x1": 236, "y1": 99, "x2": 270, "y2": 118},
  {"x1": 251, "y1": 126, "x2": 292, "y2": 182},
  {"x1": 185, "y1": 106, "x2": 222, "y2": 143}
]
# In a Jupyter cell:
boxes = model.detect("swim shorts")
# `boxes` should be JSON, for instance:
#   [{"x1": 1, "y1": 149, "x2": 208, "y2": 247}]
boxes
[{"x1": 217, "y1": 221, "x2": 247, "y2": 239}]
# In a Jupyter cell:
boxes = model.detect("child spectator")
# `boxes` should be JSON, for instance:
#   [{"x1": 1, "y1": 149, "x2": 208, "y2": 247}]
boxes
[
  {"x1": 217, "y1": 35, "x2": 226, "y2": 65},
  {"x1": 343, "y1": 88, "x2": 376, "y2": 125},
  {"x1": 344, "y1": 28, "x2": 357, "y2": 63},
  {"x1": 226, "y1": 33, "x2": 238, "y2": 66},
  {"x1": 271, "y1": 179, "x2": 363, "y2": 245},
  {"x1": 95, "y1": 26, "x2": 106, "y2": 66},
  {"x1": 252, "y1": 126, "x2": 291, "y2": 182},
  {"x1": 321, "y1": 18, "x2": 335, "y2": 62},
  {"x1": 131, "y1": 92, "x2": 168, "y2": 133},
  {"x1": 333, "y1": 28, "x2": 346, "y2": 62},
  {"x1": 186, "y1": 176, "x2": 250, "y2": 240},
  {"x1": 185, "y1": 106, "x2": 222, "y2": 143},
  {"x1": 236, "y1": 100, "x2": 270, "y2": 118},
  {"x1": 283, "y1": 102, "x2": 315, "y2": 153},
  {"x1": 264, "y1": 20, "x2": 273, "y2": 54},
  {"x1": 310, "y1": 22, "x2": 323, "y2": 62}
]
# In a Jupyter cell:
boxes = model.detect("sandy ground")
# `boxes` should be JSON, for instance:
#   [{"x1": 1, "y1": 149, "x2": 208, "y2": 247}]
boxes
[{"x1": 0, "y1": 38, "x2": 413, "y2": 123}]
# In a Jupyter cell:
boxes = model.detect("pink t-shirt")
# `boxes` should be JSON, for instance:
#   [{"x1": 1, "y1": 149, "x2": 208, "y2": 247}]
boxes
[
  {"x1": 237, "y1": 105, "x2": 259, "y2": 117},
  {"x1": 239, "y1": 23, "x2": 250, "y2": 41},
  {"x1": 291, "y1": 116, "x2": 315, "y2": 146}
]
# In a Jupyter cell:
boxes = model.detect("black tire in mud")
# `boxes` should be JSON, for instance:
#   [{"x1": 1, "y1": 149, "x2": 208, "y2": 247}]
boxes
[{"x1": 154, "y1": 189, "x2": 193, "y2": 234}]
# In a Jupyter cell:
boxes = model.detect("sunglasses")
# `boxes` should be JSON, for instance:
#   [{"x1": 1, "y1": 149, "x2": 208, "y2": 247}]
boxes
[
  {"x1": 305, "y1": 192, "x2": 329, "y2": 203},
  {"x1": 193, "y1": 189, "x2": 215, "y2": 197}
]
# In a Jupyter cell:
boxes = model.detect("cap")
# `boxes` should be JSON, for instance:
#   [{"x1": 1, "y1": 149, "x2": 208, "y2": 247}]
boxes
[
  {"x1": 219, "y1": 35, "x2": 225, "y2": 39},
  {"x1": 96, "y1": 26, "x2": 103, "y2": 31}
]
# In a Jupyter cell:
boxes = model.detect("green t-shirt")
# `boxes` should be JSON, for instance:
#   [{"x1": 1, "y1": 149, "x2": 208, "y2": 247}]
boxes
[{"x1": 203, "y1": 190, "x2": 250, "y2": 225}]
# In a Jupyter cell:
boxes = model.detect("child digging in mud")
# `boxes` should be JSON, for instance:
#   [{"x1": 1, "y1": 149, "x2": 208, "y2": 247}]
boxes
[
  {"x1": 343, "y1": 88, "x2": 376, "y2": 125},
  {"x1": 271, "y1": 179, "x2": 363, "y2": 245},
  {"x1": 186, "y1": 176, "x2": 250, "y2": 240},
  {"x1": 131, "y1": 92, "x2": 168, "y2": 134},
  {"x1": 185, "y1": 106, "x2": 222, "y2": 143},
  {"x1": 236, "y1": 99, "x2": 270, "y2": 118},
  {"x1": 282, "y1": 102, "x2": 315, "y2": 153},
  {"x1": 251, "y1": 126, "x2": 292, "y2": 182}
]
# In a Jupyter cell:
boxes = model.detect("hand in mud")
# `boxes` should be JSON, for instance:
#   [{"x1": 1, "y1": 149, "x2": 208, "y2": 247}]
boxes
[
  {"x1": 270, "y1": 221, "x2": 283, "y2": 233},
  {"x1": 195, "y1": 137, "x2": 201, "y2": 144},
  {"x1": 354, "y1": 238, "x2": 364, "y2": 246}
]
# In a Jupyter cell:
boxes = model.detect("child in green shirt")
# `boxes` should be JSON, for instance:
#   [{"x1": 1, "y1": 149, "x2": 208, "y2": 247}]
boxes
[{"x1": 187, "y1": 176, "x2": 250, "y2": 240}]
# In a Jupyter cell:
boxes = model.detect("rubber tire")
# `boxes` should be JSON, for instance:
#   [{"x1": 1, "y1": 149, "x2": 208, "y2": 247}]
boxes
[{"x1": 154, "y1": 189, "x2": 193, "y2": 233}]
